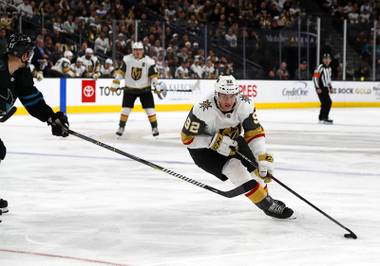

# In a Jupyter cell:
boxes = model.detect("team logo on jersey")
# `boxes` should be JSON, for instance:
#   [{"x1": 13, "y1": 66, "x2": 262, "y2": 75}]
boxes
[
  {"x1": 219, "y1": 126, "x2": 241, "y2": 139},
  {"x1": 131, "y1": 67, "x2": 142, "y2": 80},
  {"x1": 199, "y1": 99, "x2": 212, "y2": 111}
]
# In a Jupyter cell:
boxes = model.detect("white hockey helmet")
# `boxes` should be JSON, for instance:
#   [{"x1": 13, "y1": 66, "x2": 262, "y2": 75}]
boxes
[
  {"x1": 132, "y1": 41, "x2": 143, "y2": 50},
  {"x1": 105, "y1": 58, "x2": 113, "y2": 64},
  {"x1": 64, "y1": 50, "x2": 73, "y2": 59},
  {"x1": 214, "y1": 75, "x2": 240, "y2": 95},
  {"x1": 85, "y1": 48, "x2": 93, "y2": 54}
]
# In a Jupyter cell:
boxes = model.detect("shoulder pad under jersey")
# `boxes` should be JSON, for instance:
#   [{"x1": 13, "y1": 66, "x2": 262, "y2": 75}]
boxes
[{"x1": 192, "y1": 95, "x2": 216, "y2": 123}]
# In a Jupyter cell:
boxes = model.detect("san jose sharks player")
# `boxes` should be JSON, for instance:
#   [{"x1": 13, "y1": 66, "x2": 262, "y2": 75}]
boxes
[{"x1": 0, "y1": 33, "x2": 69, "y2": 217}]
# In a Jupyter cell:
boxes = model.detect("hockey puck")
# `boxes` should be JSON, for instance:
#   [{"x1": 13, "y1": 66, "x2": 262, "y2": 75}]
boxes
[{"x1": 344, "y1": 233, "x2": 357, "y2": 239}]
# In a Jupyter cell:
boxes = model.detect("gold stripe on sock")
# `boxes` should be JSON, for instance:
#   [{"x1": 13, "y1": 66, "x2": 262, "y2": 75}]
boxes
[
  {"x1": 120, "y1": 114, "x2": 129, "y2": 122},
  {"x1": 148, "y1": 114, "x2": 157, "y2": 123},
  {"x1": 245, "y1": 184, "x2": 268, "y2": 204}
]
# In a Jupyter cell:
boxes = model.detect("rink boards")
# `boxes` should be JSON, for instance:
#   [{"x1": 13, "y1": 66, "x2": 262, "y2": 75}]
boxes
[{"x1": 14, "y1": 78, "x2": 380, "y2": 114}]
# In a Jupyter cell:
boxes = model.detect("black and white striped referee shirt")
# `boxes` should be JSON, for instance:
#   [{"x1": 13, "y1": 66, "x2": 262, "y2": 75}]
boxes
[{"x1": 312, "y1": 64, "x2": 332, "y2": 89}]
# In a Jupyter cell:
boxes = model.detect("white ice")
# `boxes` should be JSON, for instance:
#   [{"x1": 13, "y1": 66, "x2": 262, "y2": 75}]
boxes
[{"x1": 0, "y1": 108, "x2": 380, "y2": 266}]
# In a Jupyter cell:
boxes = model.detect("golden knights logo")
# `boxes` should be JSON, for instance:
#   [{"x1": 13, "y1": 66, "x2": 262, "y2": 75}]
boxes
[
  {"x1": 131, "y1": 67, "x2": 142, "y2": 80},
  {"x1": 219, "y1": 126, "x2": 242, "y2": 139},
  {"x1": 199, "y1": 99, "x2": 212, "y2": 111}
]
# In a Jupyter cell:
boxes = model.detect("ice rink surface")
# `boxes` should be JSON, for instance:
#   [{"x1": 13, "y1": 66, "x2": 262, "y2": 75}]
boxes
[{"x1": 1, "y1": 107, "x2": 380, "y2": 266}]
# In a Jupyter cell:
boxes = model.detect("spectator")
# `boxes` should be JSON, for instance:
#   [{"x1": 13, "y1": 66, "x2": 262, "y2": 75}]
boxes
[
  {"x1": 276, "y1": 62, "x2": 289, "y2": 80},
  {"x1": 94, "y1": 31, "x2": 110, "y2": 56},
  {"x1": 48, "y1": 42, "x2": 64, "y2": 65},
  {"x1": 203, "y1": 59, "x2": 217, "y2": 79},
  {"x1": 190, "y1": 59, "x2": 204, "y2": 78},
  {"x1": 294, "y1": 60, "x2": 310, "y2": 80},
  {"x1": 62, "y1": 14, "x2": 77, "y2": 34},
  {"x1": 115, "y1": 33, "x2": 127, "y2": 54},
  {"x1": 156, "y1": 54, "x2": 172, "y2": 78},
  {"x1": 175, "y1": 60, "x2": 190, "y2": 78},
  {"x1": 17, "y1": 0, "x2": 33, "y2": 18},
  {"x1": 225, "y1": 27, "x2": 237, "y2": 48},
  {"x1": 31, "y1": 36, "x2": 50, "y2": 80},
  {"x1": 150, "y1": 39, "x2": 164, "y2": 58}
]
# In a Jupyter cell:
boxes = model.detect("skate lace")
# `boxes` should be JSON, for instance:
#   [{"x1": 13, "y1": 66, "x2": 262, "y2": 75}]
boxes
[{"x1": 268, "y1": 201, "x2": 285, "y2": 214}]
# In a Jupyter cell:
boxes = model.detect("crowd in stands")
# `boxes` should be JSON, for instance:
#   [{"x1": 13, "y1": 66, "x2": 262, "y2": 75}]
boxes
[
  {"x1": 0, "y1": 0, "x2": 306, "y2": 80},
  {"x1": 321, "y1": 0, "x2": 379, "y2": 80},
  {"x1": 1, "y1": 0, "x2": 378, "y2": 80}
]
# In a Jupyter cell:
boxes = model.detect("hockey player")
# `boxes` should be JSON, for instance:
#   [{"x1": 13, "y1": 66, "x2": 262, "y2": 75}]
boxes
[
  {"x1": 80, "y1": 48, "x2": 100, "y2": 79},
  {"x1": 111, "y1": 41, "x2": 162, "y2": 137},
  {"x1": 50, "y1": 50, "x2": 74, "y2": 77},
  {"x1": 313, "y1": 53, "x2": 333, "y2": 124},
  {"x1": 70, "y1": 57, "x2": 87, "y2": 78},
  {"x1": 100, "y1": 58, "x2": 114, "y2": 78},
  {"x1": 0, "y1": 33, "x2": 69, "y2": 217},
  {"x1": 181, "y1": 75, "x2": 293, "y2": 219}
]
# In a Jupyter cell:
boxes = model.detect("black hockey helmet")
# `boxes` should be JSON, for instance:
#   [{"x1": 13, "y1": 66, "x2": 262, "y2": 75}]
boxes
[{"x1": 7, "y1": 33, "x2": 35, "y2": 61}]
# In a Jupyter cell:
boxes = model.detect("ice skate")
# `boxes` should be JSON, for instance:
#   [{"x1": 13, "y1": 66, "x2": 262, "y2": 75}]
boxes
[
  {"x1": 264, "y1": 199, "x2": 293, "y2": 219},
  {"x1": 319, "y1": 119, "x2": 333, "y2": 125},
  {"x1": 116, "y1": 126, "x2": 125, "y2": 136},
  {"x1": 256, "y1": 195, "x2": 293, "y2": 219},
  {"x1": 0, "y1": 199, "x2": 8, "y2": 214},
  {"x1": 152, "y1": 127, "x2": 159, "y2": 137}
]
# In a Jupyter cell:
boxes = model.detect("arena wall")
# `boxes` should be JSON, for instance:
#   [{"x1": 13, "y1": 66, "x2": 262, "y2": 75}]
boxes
[{"x1": 14, "y1": 79, "x2": 380, "y2": 114}]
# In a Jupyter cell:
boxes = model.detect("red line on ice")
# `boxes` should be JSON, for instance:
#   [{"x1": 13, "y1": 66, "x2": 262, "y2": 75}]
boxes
[{"x1": 0, "y1": 248, "x2": 129, "y2": 266}]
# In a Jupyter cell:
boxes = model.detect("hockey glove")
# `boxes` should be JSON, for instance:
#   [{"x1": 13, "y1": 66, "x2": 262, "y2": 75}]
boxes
[
  {"x1": 48, "y1": 112, "x2": 69, "y2": 137},
  {"x1": 93, "y1": 73, "x2": 101, "y2": 80},
  {"x1": 152, "y1": 81, "x2": 168, "y2": 99},
  {"x1": 110, "y1": 79, "x2": 120, "y2": 92},
  {"x1": 254, "y1": 153, "x2": 274, "y2": 183},
  {"x1": 36, "y1": 71, "x2": 44, "y2": 81},
  {"x1": 209, "y1": 133, "x2": 238, "y2": 157},
  {"x1": 0, "y1": 138, "x2": 6, "y2": 160}
]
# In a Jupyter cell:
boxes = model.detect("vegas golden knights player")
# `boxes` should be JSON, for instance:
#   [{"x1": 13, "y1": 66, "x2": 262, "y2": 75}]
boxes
[
  {"x1": 181, "y1": 75, "x2": 293, "y2": 219},
  {"x1": 111, "y1": 42, "x2": 162, "y2": 137}
]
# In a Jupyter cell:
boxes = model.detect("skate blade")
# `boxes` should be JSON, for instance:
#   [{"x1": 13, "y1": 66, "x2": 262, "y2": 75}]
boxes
[{"x1": 269, "y1": 213, "x2": 297, "y2": 221}]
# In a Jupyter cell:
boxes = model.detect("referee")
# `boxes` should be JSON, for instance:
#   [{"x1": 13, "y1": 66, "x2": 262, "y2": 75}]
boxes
[{"x1": 313, "y1": 53, "x2": 333, "y2": 124}]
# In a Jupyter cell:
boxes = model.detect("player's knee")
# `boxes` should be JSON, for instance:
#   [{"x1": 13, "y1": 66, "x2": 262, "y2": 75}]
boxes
[
  {"x1": 144, "y1": 108, "x2": 156, "y2": 116},
  {"x1": 121, "y1": 108, "x2": 132, "y2": 116},
  {"x1": 222, "y1": 158, "x2": 252, "y2": 186}
]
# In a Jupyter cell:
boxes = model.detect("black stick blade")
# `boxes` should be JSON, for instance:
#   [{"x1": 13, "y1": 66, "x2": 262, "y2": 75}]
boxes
[{"x1": 344, "y1": 233, "x2": 358, "y2": 239}]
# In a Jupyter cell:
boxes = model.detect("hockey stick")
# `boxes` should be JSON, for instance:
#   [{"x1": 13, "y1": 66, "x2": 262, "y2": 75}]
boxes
[
  {"x1": 0, "y1": 107, "x2": 17, "y2": 123},
  {"x1": 67, "y1": 129, "x2": 256, "y2": 198},
  {"x1": 235, "y1": 150, "x2": 358, "y2": 239},
  {"x1": 119, "y1": 87, "x2": 192, "y2": 92}
]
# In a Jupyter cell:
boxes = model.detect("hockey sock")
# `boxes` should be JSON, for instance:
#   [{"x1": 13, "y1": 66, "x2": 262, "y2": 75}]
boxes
[
  {"x1": 245, "y1": 183, "x2": 268, "y2": 204},
  {"x1": 148, "y1": 114, "x2": 158, "y2": 128},
  {"x1": 119, "y1": 114, "x2": 128, "y2": 127}
]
